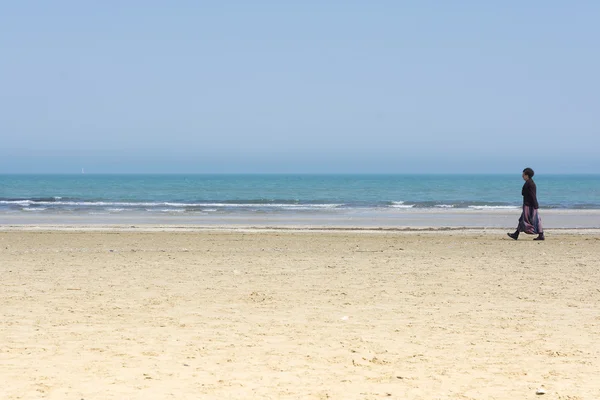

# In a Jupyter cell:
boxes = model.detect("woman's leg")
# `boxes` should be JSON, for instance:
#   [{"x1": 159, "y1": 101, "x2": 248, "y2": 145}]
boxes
[
  {"x1": 534, "y1": 210, "x2": 544, "y2": 240},
  {"x1": 507, "y1": 212, "x2": 522, "y2": 240}
]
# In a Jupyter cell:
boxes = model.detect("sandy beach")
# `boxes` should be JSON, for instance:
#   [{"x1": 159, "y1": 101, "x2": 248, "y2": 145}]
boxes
[{"x1": 1, "y1": 228, "x2": 599, "y2": 399}]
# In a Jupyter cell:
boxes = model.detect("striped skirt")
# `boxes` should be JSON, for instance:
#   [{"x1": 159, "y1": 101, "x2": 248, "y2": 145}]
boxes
[{"x1": 518, "y1": 205, "x2": 543, "y2": 234}]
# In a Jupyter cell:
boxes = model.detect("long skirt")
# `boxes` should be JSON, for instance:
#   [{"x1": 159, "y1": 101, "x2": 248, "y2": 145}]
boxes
[{"x1": 518, "y1": 205, "x2": 543, "y2": 234}]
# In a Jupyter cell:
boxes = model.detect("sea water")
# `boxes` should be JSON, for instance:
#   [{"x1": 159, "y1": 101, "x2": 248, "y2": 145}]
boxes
[{"x1": 1, "y1": 174, "x2": 599, "y2": 217}]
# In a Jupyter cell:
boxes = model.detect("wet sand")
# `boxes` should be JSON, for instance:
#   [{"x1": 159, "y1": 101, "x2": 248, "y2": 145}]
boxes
[{"x1": 2, "y1": 208, "x2": 600, "y2": 229}]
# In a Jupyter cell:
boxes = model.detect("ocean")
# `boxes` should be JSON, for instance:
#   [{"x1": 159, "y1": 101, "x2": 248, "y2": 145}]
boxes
[{"x1": 1, "y1": 174, "x2": 599, "y2": 217}]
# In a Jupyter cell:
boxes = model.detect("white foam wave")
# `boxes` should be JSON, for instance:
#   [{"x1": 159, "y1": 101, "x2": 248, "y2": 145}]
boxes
[
  {"x1": 0, "y1": 200, "x2": 33, "y2": 206},
  {"x1": 0, "y1": 200, "x2": 193, "y2": 207},
  {"x1": 435, "y1": 204, "x2": 455, "y2": 208},
  {"x1": 189, "y1": 203, "x2": 343, "y2": 208},
  {"x1": 468, "y1": 205, "x2": 519, "y2": 210},
  {"x1": 22, "y1": 207, "x2": 47, "y2": 211},
  {"x1": 106, "y1": 208, "x2": 125, "y2": 212},
  {"x1": 0, "y1": 200, "x2": 343, "y2": 208},
  {"x1": 145, "y1": 208, "x2": 185, "y2": 213},
  {"x1": 281, "y1": 206, "x2": 339, "y2": 211},
  {"x1": 390, "y1": 201, "x2": 415, "y2": 209}
]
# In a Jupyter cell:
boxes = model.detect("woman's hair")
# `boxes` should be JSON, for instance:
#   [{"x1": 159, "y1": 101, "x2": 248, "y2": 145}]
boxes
[{"x1": 523, "y1": 168, "x2": 535, "y2": 178}]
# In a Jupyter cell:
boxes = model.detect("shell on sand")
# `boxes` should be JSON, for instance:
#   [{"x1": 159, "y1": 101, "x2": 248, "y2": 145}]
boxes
[{"x1": 536, "y1": 387, "x2": 546, "y2": 395}]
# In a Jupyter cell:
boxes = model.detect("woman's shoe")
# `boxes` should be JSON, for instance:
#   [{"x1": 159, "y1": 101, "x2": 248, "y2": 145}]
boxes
[
  {"x1": 534, "y1": 233, "x2": 545, "y2": 241},
  {"x1": 507, "y1": 232, "x2": 519, "y2": 240}
]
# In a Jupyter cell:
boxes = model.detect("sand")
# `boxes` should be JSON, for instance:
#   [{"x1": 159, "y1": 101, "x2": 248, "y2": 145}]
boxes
[{"x1": 1, "y1": 229, "x2": 599, "y2": 399}]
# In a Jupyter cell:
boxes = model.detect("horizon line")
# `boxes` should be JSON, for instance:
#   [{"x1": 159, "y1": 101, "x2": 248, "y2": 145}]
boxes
[{"x1": 2, "y1": 172, "x2": 599, "y2": 176}]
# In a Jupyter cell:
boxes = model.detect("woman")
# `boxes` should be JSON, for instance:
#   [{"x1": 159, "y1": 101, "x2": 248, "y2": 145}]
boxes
[{"x1": 507, "y1": 168, "x2": 545, "y2": 241}]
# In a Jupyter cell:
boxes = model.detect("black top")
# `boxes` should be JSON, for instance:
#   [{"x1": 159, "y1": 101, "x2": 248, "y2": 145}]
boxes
[{"x1": 522, "y1": 179, "x2": 539, "y2": 209}]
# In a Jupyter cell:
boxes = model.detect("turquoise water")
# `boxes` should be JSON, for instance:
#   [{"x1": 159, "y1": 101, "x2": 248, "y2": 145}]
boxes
[{"x1": 1, "y1": 174, "x2": 599, "y2": 215}]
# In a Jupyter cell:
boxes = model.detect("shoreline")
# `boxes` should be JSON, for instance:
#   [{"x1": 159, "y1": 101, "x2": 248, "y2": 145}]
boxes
[
  {"x1": 1, "y1": 224, "x2": 600, "y2": 236},
  {"x1": 1, "y1": 208, "x2": 599, "y2": 230}
]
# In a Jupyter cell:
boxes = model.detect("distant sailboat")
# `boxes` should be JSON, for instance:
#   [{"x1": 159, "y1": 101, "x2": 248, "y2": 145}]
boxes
[{"x1": 82, "y1": 168, "x2": 85, "y2": 174}]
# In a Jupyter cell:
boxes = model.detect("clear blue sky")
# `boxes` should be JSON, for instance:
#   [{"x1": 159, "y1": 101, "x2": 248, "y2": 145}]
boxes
[{"x1": 1, "y1": 1, "x2": 598, "y2": 173}]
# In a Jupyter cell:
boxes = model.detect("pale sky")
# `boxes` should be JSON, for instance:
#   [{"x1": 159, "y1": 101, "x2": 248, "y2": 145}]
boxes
[{"x1": 1, "y1": 1, "x2": 598, "y2": 173}]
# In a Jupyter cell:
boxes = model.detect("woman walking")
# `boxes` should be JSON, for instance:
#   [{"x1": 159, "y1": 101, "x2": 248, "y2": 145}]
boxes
[{"x1": 508, "y1": 168, "x2": 545, "y2": 241}]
